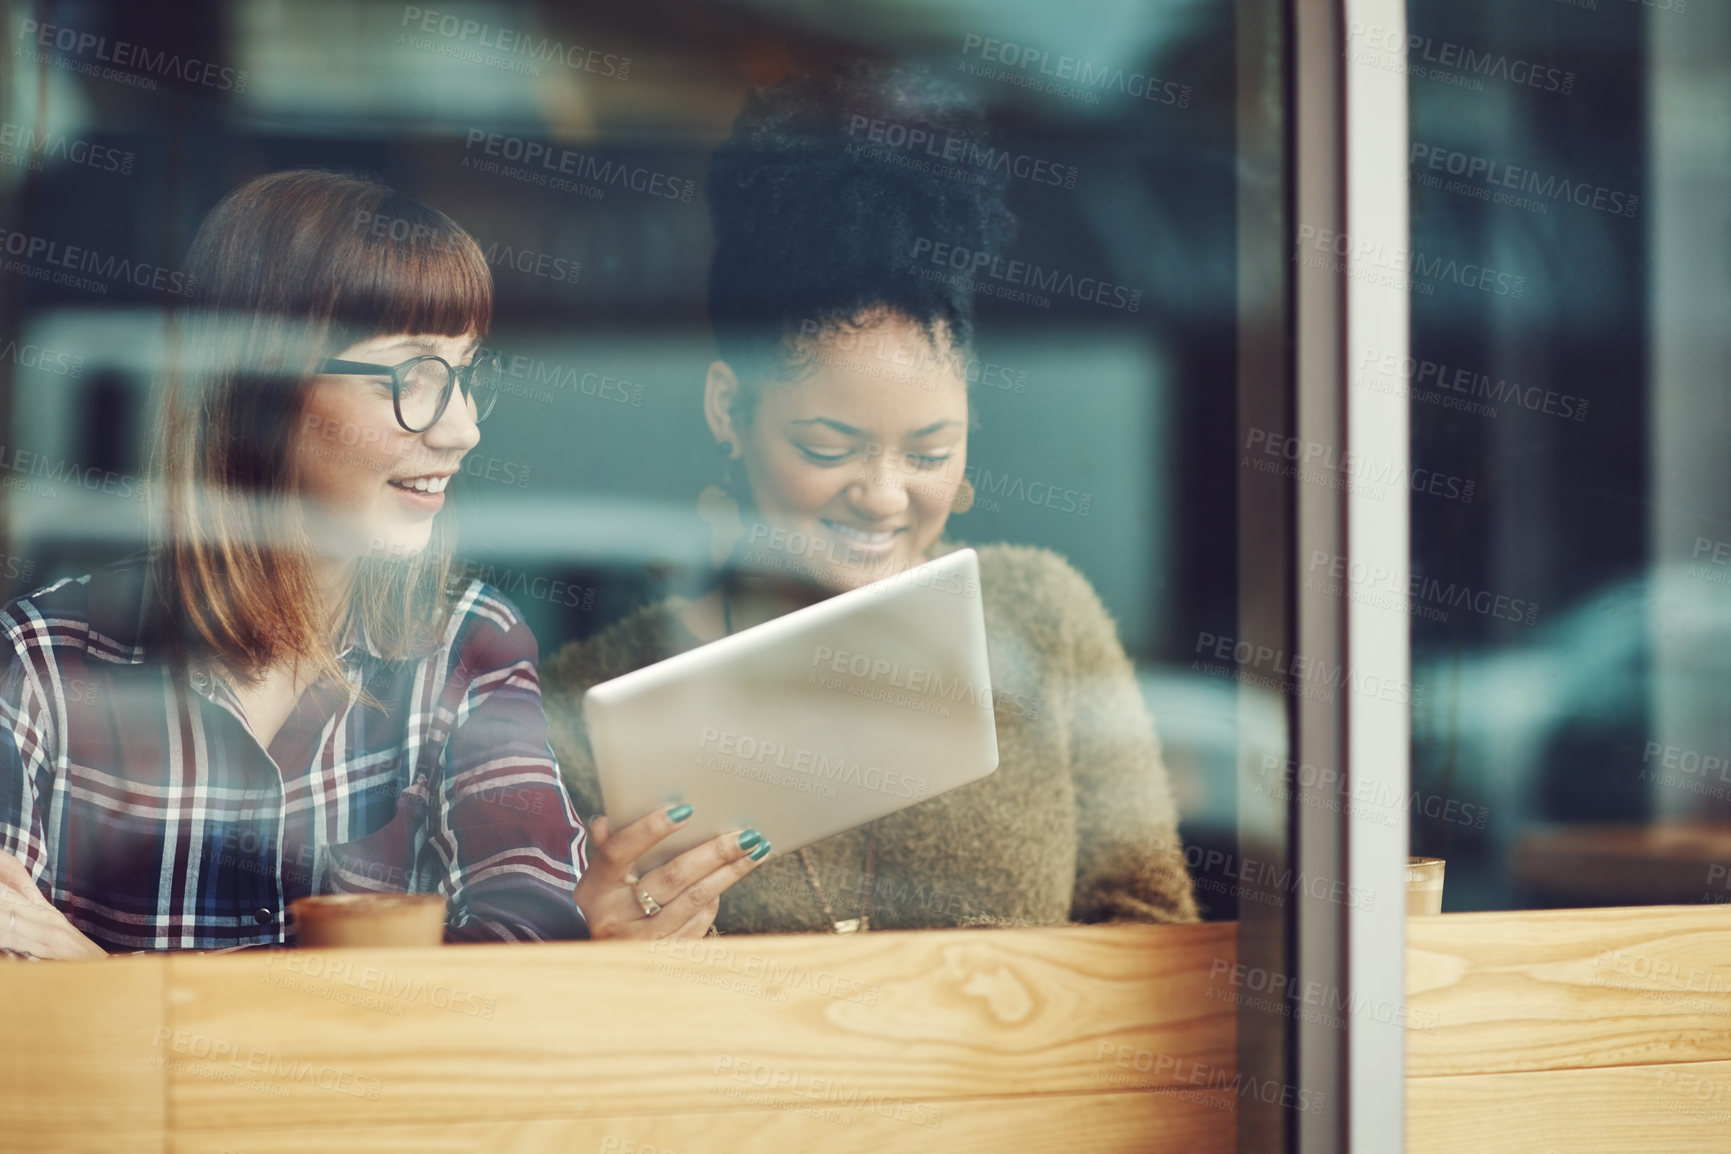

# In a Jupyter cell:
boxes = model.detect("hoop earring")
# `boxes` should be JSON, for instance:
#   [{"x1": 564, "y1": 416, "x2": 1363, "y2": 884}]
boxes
[
  {"x1": 697, "y1": 441, "x2": 745, "y2": 566},
  {"x1": 950, "y1": 477, "x2": 976, "y2": 515}
]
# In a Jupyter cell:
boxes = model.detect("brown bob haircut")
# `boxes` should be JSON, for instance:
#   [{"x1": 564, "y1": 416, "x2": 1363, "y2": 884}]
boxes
[{"x1": 152, "y1": 168, "x2": 492, "y2": 690}]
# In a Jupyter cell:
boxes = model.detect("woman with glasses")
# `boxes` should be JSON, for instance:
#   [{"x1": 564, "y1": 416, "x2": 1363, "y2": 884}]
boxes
[{"x1": 0, "y1": 169, "x2": 764, "y2": 957}]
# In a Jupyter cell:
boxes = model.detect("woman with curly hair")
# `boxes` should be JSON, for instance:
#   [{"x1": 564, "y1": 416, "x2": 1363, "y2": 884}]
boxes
[{"x1": 542, "y1": 63, "x2": 1197, "y2": 934}]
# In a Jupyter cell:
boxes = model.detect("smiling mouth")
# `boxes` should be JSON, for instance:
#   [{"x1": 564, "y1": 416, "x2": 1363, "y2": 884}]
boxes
[
  {"x1": 823, "y1": 520, "x2": 901, "y2": 547},
  {"x1": 389, "y1": 474, "x2": 452, "y2": 494}
]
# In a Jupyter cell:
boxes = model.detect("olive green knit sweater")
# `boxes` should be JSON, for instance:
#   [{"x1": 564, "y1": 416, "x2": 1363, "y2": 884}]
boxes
[{"x1": 539, "y1": 543, "x2": 1199, "y2": 932}]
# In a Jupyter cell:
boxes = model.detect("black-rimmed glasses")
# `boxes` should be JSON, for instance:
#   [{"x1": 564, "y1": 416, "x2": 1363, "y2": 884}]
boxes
[{"x1": 318, "y1": 349, "x2": 504, "y2": 433}]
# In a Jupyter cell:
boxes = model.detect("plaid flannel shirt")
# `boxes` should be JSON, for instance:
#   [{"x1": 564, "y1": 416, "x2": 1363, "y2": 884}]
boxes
[{"x1": 0, "y1": 555, "x2": 589, "y2": 953}]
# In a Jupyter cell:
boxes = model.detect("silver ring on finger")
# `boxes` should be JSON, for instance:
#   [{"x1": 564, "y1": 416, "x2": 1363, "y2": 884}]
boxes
[{"x1": 636, "y1": 889, "x2": 663, "y2": 917}]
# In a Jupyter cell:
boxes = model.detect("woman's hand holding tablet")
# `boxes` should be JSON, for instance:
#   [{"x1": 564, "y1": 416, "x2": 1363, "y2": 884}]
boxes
[{"x1": 572, "y1": 805, "x2": 771, "y2": 940}]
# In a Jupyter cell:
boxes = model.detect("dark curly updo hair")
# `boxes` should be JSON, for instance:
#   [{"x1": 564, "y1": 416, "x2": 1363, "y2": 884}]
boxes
[{"x1": 705, "y1": 59, "x2": 1016, "y2": 414}]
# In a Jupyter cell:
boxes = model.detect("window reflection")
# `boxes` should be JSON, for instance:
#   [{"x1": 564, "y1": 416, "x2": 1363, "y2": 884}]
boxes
[
  {"x1": 1405, "y1": 0, "x2": 1731, "y2": 912},
  {"x1": 0, "y1": 0, "x2": 1277, "y2": 942}
]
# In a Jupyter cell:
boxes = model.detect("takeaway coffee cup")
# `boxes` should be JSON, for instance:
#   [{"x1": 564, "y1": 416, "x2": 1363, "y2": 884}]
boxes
[
  {"x1": 290, "y1": 893, "x2": 447, "y2": 948},
  {"x1": 1406, "y1": 857, "x2": 1445, "y2": 916}
]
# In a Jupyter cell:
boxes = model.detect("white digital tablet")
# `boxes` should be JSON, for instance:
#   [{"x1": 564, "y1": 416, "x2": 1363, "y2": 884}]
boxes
[{"x1": 582, "y1": 548, "x2": 1000, "y2": 872}]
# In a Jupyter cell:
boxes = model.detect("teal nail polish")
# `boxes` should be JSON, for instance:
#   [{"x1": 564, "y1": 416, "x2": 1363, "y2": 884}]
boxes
[
  {"x1": 666, "y1": 804, "x2": 694, "y2": 823},
  {"x1": 749, "y1": 841, "x2": 771, "y2": 861},
  {"x1": 737, "y1": 829, "x2": 763, "y2": 851}
]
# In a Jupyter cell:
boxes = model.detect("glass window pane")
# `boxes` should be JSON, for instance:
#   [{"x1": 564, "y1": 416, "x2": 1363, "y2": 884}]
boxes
[
  {"x1": 1404, "y1": 0, "x2": 1728, "y2": 913},
  {"x1": 0, "y1": 0, "x2": 1308, "y2": 1144}
]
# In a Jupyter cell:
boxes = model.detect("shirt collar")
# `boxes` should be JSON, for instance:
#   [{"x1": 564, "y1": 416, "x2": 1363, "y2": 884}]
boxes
[
  {"x1": 335, "y1": 601, "x2": 386, "y2": 663},
  {"x1": 85, "y1": 553, "x2": 159, "y2": 665}
]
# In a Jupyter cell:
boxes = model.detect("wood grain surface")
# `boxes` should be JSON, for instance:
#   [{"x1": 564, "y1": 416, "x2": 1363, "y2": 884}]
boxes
[
  {"x1": 160, "y1": 922, "x2": 1237, "y2": 1133},
  {"x1": 164, "y1": 1089, "x2": 1236, "y2": 1154},
  {"x1": 0, "y1": 953, "x2": 167, "y2": 1154},
  {"x1": 1407, "y1": 904, "x2": 1731, "y2": 1078},
  {"x1": 1409, "y1": 1059, "x2": 1731, "y2": 1154},
  {"x1": 16, "y1": 906, "x2": 1726, "y2": 1152}
]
